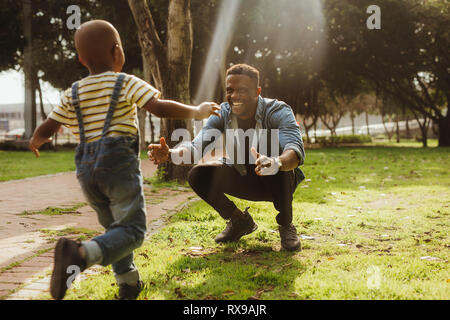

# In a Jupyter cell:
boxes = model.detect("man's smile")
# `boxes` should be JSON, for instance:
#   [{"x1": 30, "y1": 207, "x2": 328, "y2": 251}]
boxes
[{"x1": 231, "y1": 102, "x2": 243, "y2": 112}]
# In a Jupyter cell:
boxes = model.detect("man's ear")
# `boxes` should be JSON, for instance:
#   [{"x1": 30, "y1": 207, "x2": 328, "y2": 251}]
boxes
[{"x1": 256, "y1": 87, "x2": 262, "y2": 96}]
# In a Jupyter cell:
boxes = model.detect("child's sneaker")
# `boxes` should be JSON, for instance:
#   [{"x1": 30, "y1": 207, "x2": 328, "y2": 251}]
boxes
[
  {"x1": 50, "y1": 237, "x2": 86, "y2": 300},
  {"x1": 116, "y1": 280, "x2": 144, "y2": 300}
]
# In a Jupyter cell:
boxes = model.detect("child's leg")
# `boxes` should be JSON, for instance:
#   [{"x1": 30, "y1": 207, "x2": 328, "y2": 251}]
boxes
[
  {"x1": 112, "y1": 253, "x2": 140, "y2": 284},
  {"x1": 91, "y1": 159, "x2": 147, "y2": 277},
  {"x1": 77, "y1": 177, "x2": 114, "y2": 268}
]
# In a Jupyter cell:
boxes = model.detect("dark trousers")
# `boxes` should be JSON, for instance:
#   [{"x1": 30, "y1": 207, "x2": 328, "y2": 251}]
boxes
[{"x1": 187, "y1": 163, "x2": 296, "y2": 226}]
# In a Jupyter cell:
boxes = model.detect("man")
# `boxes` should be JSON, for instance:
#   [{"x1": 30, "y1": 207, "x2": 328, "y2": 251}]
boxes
[{"x1": 148, "y1": 64, "x2": 305, "y2": 251}]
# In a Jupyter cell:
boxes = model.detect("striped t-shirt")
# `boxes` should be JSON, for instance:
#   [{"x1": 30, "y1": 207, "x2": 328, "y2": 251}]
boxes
[{"x1": 48, "y1": 71, "x2": 160, "y2": 143}]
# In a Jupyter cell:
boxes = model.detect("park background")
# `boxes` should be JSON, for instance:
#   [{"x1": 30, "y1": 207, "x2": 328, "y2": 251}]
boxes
[{"x1": 0, "y1": 0, "x2": 448, "y2": 300}]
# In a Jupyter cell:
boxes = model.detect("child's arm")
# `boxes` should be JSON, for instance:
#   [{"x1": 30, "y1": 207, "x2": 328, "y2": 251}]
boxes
[
  {"x1": 143, "y1": 97, "x2": 220, "y2": 120},
  {"x1": 29, "y1": 118, "x2": 61, "y2": 157}
]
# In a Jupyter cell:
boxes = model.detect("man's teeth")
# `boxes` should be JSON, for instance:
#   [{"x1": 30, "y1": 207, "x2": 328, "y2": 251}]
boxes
[{"x1": 233, "y1": 103, "x2": 243, "y2": 106}]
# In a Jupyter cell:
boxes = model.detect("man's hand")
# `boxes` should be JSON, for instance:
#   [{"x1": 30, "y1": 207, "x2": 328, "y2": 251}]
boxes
[
  {"x1": 148, "y1": 137, "x2": 170, "y2": 164},
  {"x1": 251, "y1": 147, "x2": 281, "y2": 176},
  {"x1": 29, "y1": 136, "x2": 52, "y2": 158},
  {"x1": 195, "y1": 102, "x2": 221, "y2": 119}
]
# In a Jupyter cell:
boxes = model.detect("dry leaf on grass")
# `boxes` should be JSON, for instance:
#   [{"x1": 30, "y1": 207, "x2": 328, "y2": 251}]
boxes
[
  {"x1": 174, "y1": 287, "x2": 185, "y2": 298},
  {"x1": 420, "y1": 256, "x2": 447, "y2": 262},
  {"x1": 222, "y1": 290, "x2": 235, "y2": 296},
  {"x1": 139, "y1": 252, "x2": 149, "y2": 259}
]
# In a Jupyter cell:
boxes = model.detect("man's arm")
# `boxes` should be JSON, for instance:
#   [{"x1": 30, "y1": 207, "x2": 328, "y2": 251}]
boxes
[
  {"x1": 278, "y1": 149, "x2": 301, "y2": 171},
  {"x1": 148, "y1": 137, "x2": 192, "y2": 166},
  {"x1": 148, "y1": 105, "x2": 225, "y2": 165},
  {"x1": 269, "y1": 106, "x2": 305, "y2": 166},
  {"x1": 251, "y1": 104, "x2": 304, "y2": 176},
  {"x1": 29, "y1": 118, "x2": 61, "y2": 157},
  {"x1": 143, "y1": 96, "x2": 220, "y2": 120},
  {"x1": 251, "y1": 147, "x2": 299, "y2": 176}
]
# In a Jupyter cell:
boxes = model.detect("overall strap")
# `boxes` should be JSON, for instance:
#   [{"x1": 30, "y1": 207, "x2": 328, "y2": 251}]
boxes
[
  {"x1": 102, "y1": 73, "x2": 126, "y2": 137},
  {"x1": 71, "y1": 81, "x2": 86, "y2": 144}
]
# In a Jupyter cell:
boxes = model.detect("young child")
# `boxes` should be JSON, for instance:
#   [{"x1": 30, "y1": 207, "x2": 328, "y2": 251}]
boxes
[{"x1": 29, "y1": 20, "x2": 219, "y2": 300}]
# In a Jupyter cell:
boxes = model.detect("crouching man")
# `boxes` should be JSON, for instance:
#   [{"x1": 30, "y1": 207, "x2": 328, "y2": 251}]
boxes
[{"x1": 149, "y1": 64, "x2": 305, "y2": 251}]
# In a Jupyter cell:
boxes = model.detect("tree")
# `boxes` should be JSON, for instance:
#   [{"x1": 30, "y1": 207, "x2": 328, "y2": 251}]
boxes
[
  {"x1": 0, "y1": 0, "x2": 145, "y2": 140},
  {"x1": 128, "y1": 0, "x2": 194, "y2": 181},
  {"x1": 324, "y1": 0, "x2": 449, "y2": 146}
]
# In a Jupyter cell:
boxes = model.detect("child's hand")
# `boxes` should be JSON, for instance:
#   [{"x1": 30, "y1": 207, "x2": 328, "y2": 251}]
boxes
[
  {"x1": 195, "y1": 102, "x2": 220, "y2": 119},
  {"x1": 29, "y1": 137, "x2": 52, "y2": 158}
]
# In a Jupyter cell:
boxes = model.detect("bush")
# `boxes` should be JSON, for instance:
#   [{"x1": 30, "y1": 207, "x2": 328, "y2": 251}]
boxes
[{"x1": 317, "y1": 134, "x2": 372, "y2": 146}]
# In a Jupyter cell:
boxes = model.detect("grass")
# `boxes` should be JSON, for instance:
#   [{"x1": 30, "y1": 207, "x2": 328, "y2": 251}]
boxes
[
  {"x1": 39, "y1": 226, "x2": 101, "y2": 243},
  {"x1": 50, "y1": 142, "x2": 450, "y2": 300},
  {"x1": 0, "y1": 149, "x2": 76, "y2": 181},
  {"x1": 0, "y1": 150, "x2": 149, "y2": 182},
  {"x1": 19, "y1": 202, "x2": 86, "y2": 216}
]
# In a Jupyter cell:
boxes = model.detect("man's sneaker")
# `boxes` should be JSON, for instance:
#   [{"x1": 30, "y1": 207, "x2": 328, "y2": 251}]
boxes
[
  {"x1": 215, "y1": 207, "x2": 258, "y2": 243},
  {"x1": 50, "y1": 237, "x2": 86, "y2": 300},
  {"x1": 117, "y1": 280, "x2": 144, "y2": 300},
  {"x1": 279, "y1": 223, "x2": 301, "y2": 251}
]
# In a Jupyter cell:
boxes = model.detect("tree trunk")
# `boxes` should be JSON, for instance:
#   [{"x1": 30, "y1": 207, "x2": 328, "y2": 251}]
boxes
[
  {"x1": 351, "y1": 111, "x2": 355, "y2": 135},
  {"x1": 396, "y1": 115, "x2": 400, "y2": 143},
  {"x1": 405, "y1": 116, "x2": 411, "y2": 139},
  {"x1": 412, "y1": 110, "x2": 429, "y2": 148},
  {"x1": 128, "y1": 0, "x2": 165, "y2": 89},
  {"x1": 137, "y1": 108, "x2": 147, "y2": 150},
  {"x1": 148, "y1": 113, "x2": 155, "y2": 143},
  {"x1": 314, "y1": 121, "x2": 317, "y2": 142},
  {"x1": 381, "y1": 115, "x2": 394, "y2": 141},
  {"x1": 437, "y1": 113, "x2": 450, "y2": 147},
  {"x1": 37, "y1": 77, "x2": 47, "y2": 121},
  {"x1": 305, "y1": 125, "x2": 310, "y2": 144},
  {"x1": 159, "y1": 0, "x2": 194, "y2": 182},
  {"x1": 23, "y1": 0, "x2": 36, "y2": 140},
  {"x1": 128, "y1": 0, "x2": 194, "y2": 181},
  {"x1": 365, "y1": 111, "x2": 370, "y2": 135}
]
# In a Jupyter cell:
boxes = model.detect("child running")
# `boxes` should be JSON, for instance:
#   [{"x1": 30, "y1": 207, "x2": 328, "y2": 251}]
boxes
[{"x1": 29, "y1": 20, "x2": 219, "y2": 300}]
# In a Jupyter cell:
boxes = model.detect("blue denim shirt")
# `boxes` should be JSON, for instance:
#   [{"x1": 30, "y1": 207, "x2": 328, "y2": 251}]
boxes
[{"x1": 183, "y1": 96, "x2": 305, "y2": 186}]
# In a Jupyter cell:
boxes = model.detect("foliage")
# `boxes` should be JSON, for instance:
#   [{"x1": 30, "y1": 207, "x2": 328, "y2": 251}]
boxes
[
  {"x1": 315, "y1": 134, "x2": 372, "y2": 146},
  {"x1": 2, "y1": 0, "x2": 449, "y2": 148},
  {"x1": 324, "y1": 0, "x2": 449, "y2": 145}
]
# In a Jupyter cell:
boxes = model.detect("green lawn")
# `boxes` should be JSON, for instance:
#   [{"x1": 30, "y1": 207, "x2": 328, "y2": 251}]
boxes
[
  {"x1": 48, "y1": 143, "x2": 450, "y2": 300},
  {"x1": 0, "y1": 150, "x2": 149, "y2": 182},
  {"x1": 0, "y1": 150, "x2": 76, "y2": 181}
]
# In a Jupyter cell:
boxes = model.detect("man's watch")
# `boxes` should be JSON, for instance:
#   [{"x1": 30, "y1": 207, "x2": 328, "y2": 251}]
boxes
[{"x1": 274, "y1": 156, "x2": 282, "y2": 170}]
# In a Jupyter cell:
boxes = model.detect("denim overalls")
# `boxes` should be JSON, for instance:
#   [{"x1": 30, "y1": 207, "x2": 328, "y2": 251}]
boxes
[{"x1": 72, "y1": 73, "x2": 146, "y2": 283}]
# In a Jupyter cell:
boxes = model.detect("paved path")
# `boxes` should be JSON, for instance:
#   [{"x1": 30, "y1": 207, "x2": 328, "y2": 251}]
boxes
[{"x1": 0, "y1": 161, "x2": 196, "y2": 300}]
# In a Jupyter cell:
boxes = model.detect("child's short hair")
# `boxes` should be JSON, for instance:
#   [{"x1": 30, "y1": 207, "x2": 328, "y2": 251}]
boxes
[{"x1": 226, "y1": 64, "x2": 260, "y2": 87}]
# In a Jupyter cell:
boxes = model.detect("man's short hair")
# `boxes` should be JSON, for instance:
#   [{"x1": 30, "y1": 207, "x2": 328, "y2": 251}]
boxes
[{"x1": 226, "y1": 64, "x2": 260, "y2": 87}]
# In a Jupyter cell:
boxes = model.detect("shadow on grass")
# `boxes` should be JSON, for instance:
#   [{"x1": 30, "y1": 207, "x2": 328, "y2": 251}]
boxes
[{"x1": 142, "y1": 241, "x2": 305, "y2": 300}]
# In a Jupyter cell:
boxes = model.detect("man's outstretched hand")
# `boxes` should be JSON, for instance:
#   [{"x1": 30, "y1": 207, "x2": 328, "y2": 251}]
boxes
[
  {"x1": 148, "y1": 137, "x2": 170, "y2": 164},
  {"x1": 251, "y1": 147, "x2": 281, "y2": 176}
]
